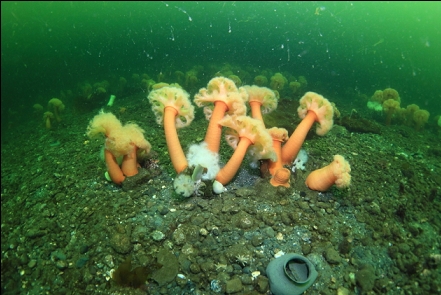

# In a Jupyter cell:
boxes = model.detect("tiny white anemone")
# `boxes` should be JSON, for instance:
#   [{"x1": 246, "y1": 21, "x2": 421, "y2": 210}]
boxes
[{"x1": 213, "y1": 180, "x2": 227, "y2": 194}]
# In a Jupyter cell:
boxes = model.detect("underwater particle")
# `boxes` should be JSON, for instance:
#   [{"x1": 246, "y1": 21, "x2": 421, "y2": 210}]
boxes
[{"x1": 315, "y1": 6, "x2": 325, "y2": 15}]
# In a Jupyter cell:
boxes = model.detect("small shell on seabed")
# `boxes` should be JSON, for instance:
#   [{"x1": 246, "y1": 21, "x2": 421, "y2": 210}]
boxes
[
  {"x1": 276, "y1": 232, "x2": 284, "y2": 240},
  {"x1": 274, "y1": 250, "x2": 285, "y2": 258}
]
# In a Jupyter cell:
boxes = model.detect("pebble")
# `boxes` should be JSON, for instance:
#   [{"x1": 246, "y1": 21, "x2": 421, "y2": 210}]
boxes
[
  {"x1": 79, "y1": 245, "x2": 89, "y2": 254},
  {"x1": 324, "y1": 247, "x2": 342, "y2": 264},
  {"x1": 28, "y1": 259, "x2": 37, "y2": 268},
  {"x1": 251, "y1": 234, "x2": 263, "y2": 247},
  {"x1": 75, "y1": 256, "x2": 89, "y2": 268},
  {"x1": 225, "y1": 277, "x2": 243, "y2": 294},
  {"x1": 109, "y1": 232, "x2": 132, "y2": 254},
  {"x1": 298, "y1": 201, "x2": 310, "y2": 211},
  {"x1": 210, "y1": 279, "x2": 222, "y2": 293},
  {"x1": 55, "y1": 260, "x2": 67, "y2": 270},
  {"x1": 152, "y1": 230, "x2": 165, "y2": 241},
  {"x1": 189, "y1": 263, "x2": 201, "y2": 274},
  {"x1": 255, "y1": 276, "x2": 269, "y2": 293}
]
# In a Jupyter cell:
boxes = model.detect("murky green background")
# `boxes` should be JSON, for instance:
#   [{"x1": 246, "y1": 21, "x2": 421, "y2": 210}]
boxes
[{"x1": 2, "y1": 1, "x2": 440, "y2": 127}]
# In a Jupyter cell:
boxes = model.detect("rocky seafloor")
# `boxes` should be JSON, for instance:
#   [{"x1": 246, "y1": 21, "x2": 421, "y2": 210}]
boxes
[{"x1": 1, "y1": 92, "x2": 440, "y2": 295}]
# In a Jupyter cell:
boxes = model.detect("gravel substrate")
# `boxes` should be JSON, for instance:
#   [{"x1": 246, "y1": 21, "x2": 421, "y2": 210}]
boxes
[{"x1": 2, "y1": 90, "x2": 440, "y2": 295}]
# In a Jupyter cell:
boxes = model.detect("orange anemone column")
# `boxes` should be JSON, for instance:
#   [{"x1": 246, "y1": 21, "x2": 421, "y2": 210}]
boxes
[
  {"x1": 121, "y1": 145, "x2": 139, "y2": 177},
  {"x1": 104, "y1": 149, "x2": 125, "y2": 185},
  {"x1": 203, "y1": 101, "x2": 229, "y2": 153},
  {"x1": 215, "y1": 137, "x2": 252, "y2": 185},
  {"x1": 249, "y1": 101, "x2": 263, "y2": 122},
  {"x1": 281, "y1": 111, "x2": 317, "y2": 164},
  {"x1": 268, "y1": 138, "x2": 291, "y2": 188},
  {"x1": 164, "y1": 106, "x2": 188, "y2": 173},
  {"x1": 305, "y1": 155, "x2": 351, "y2": 191}
]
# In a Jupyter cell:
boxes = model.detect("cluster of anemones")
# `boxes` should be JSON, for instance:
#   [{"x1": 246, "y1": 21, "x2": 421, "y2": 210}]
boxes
[{"x1": 145, "y1": 77, "x2": 350, "y2": 196}]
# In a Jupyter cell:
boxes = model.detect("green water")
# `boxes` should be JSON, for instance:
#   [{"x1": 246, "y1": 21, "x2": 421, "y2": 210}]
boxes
[{"x1": 1, "y1": 1, "x2": 440, "y2": 127}]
